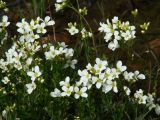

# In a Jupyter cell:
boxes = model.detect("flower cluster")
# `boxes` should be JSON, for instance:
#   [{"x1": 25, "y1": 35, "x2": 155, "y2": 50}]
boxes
[
  {"x1": 45, "y1": 42, "x2": 73, "y2": 60},
  {"x1": 0, "y1": 43, "x2": 25, "y2": 71},
  {"x1": 44, "y1": 42, "x2": 77, "y2": 69},
  {"x1": 133, "y1": 89, "x2": 160, "y2": 115},
  {"x1": 50, "y1": 76, "x2": 88, "y2": 99},
  {"x1": 0, "y1": 2, "x2": 160, "y2": 118},
  {"x1": 123, "y1": 70, "x2": 145, "y2": 83},
  {"x1": 50, "y1": 58, "x2": 139, "y2": 98},
  {"x1": 16, "y1": 16, "x2": 55, "y2": 43},
  {"x1": 98, "y1": 16, "x2": 136, "y2": 51},
  {"x1": 0, "y1": 16, "x2": 10, "y2": 29},
  {"x1": 50, "y1": 58, "x2": 160, "y2": 115},
  {"x1": 0, "y1": 16, "x2": 77, "y2": 95},
  {"x1": 66, "y1": 22, "x2": 92, "y2": 39}
]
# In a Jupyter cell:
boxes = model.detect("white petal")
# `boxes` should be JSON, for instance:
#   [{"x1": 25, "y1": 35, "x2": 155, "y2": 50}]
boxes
[
  {"x1": 117, "y1": 61, "x2": 122, "y2": 68},
  {"x1": 96, "y1": 82, "x2": 101, "y2": 89},
  {"x1": 34, "y1": 66, "x2": 39, "y2": 72},
  {"x1": 138, "y1": 74, "x2": 145, "y2": 79},
  {"x1": 74, "y1": 94, "x2": 79, "y2": 99},
  {"x1": 81, "y1": 87, "x2": 87, "y2": 92},
  {"x1": 27, "y1": 71, "x2": 34, "y2": 77},
  {"x1": 102, "y1": 85, "x2": 112, "y2": 93},
  {"x1": 113, "y1": 87, "x2": 118, "y2": 93},
  {"x1": 69, "y1": 86, "x2": 73, "y2": 92},
  {"x1": 61, "y1": 92, "x2": 67, "y2": 96},
  {"x1": 81, "y1": 93, "x2": 88, "y2": 98},
  {"x1": 45, "y1": 16, "x2": 50, "y2": 22},
  {"x1": 48, "y1": 21, "x2": 55, "y2": 25},
  {"x1": 65, "y1": 77, "x2": 70, "y2": 83},
  {"x1": 74, "y1": 86, "x2": 79, "y2": 92},
  {"x1": 62, "y1": 86, "x2": 67, "y2": 91}
]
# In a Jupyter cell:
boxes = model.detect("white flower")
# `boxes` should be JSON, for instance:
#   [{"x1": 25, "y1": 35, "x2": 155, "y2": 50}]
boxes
[
  {"x1": 86, "y1": 63, "x2": 92, "y2": 71},
  {"x1": 2, "y1": 76, "x2": 10, "y2": 84},
  {"x1": 36, "y1": 23, "x2": 47, "y2": 34},
  {"x1": 59, "y1": 42, "x2": 68, "y2": 48},
  {"x1": 26, "y1": 82, "x2": 36, "y2": 94},
  {"x1": 134, "y1": 89, "x2": 143, "y2": 98},
  {"x1": 45, "y1": 46, "x2": 60, "y2": 60},
  {"x1": 98, "y1": 22, "x2": 110, "y2": 33},
  {"x1": 114, "y1": 31, "x2": 121, "y2": 40},
  {"x1": 59, "y1": 77, "x2": 74, "y2": 97},
  {"x1": 91, "y1": 59, "x2": 108, "y2": 75},
  {"x1": 16, "y1": 19, "x2": 27, "y2": 28},
  {"x1": 146, "y1": 94, "x2": 156, "y2": 110},
  {"x1": 50, "y1": 88, "x2": 61, "y2": 97},
  {"x1": 108, "y1": 40, "x2": 119, "y2": 51},
  {"x1": 61, "y1": 86, "x2": 74, "y2": 97},
  {"x1": 104, "y1": 32, "x2": 112, "y2": 42},
  {"x1": 102, "y1": 80, "x2": 118, "y2": 93},
  {"x1": 134, "y1": 89, "x2": 147, "y2": 104},
  {"x1": 155, "y1": 104, "x2": 160, "y2": 115},
  {"x1": 134, "y1": 71, "x2": 145, "y2": 80},
  {"x1": 92, "y1": 73, "x2": 106, "y2": 89},
  {"x1": 112, "y1": 16, "x2": 119, "y2": 23},
  {"x1": 139, "y1": 95, "x2": 147, "y2": 104},
  {"x1": 123, "y1": 71, "x2": 134, "y2": 82},
  {"x1": 121, "y1": 30, "x2": 132, "y2": 41},
  {"x1": 104, "y1": 68, "x2": 113, "y2": 80},
  {"x1": 137, "y1": 74, "x2": 145, "y2": 79},
  {"x1": 2, "y1": 110, "x2": 7, "y2": 118},
  {"x1": 81, "y1": 28, "x2": 92, "y2": 39},
  {"x1": 67, "y1": 22, "x2": 79, "y2": 35},
  {"x1": 64, "y1": 59, "x2": 77, "y2": 69},
  {"x1": 78, "y1": 69, "x2": 91, "y2": 86},
  {"x1": 29, "y1": 19, "x2": 37, "y2": 30},
  {"x1": 27, "y1": 33, "x2": 40, "y2": 42},
  {"x1": 27, "y1": 65, "x2": 42, "y2": 82},
  {"x1": 95, "y1": 58, "x2": 108, "y2": 71},
  {"x1": 59, "y1": 76, "x2": 70, "y2": 87},
  {"x1": 123, "y1": 86, "x2": 131, "y2": 96},
  {"x1": 26, "y1": 57, "x2": 33, "y2": 66},
  {"x1": 146, "y1": 94, "x2": 154, "y2": 103},
  {"x1": 0, "y1": 15, "x2": 10, "y2": 27},
  {"x1": 116, "y1": 60, "x2": 127, "y2": 72},
  {"x1": 12, "y1": 51, "x2": 23, "y2": 63},
  {"x1": 44, "y1": 16, "x2": 55, "y2": 26},
  {"x1": 74, "y1": 86, "x2": 88, "y2": 99},
  {"x1": 64, "y1": 48, "x2": 74, "y2": 58},
  {"x1": 16, "y1": 19, "x2": 29, "y2": 34},
  {"x1": 110, "y1": 68, "x2": 120, "y2": 79}
]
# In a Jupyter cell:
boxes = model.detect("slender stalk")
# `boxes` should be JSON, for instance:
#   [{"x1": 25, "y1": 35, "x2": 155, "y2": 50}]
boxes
[{"x1": 67, "y1": 5, "x2": 98, "y2": 56}]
